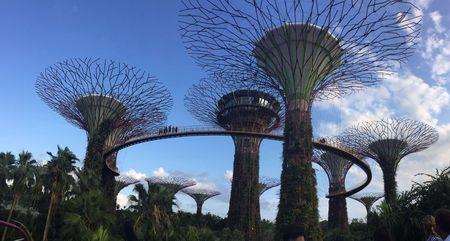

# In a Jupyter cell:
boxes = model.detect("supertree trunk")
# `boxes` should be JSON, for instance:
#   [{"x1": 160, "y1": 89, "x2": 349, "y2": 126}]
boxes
[
  {"x1": 84, "y1": 120, "x2": 117, "y2": 210},
  {"x1": 276, "y1": 105, "x2": 321, "y2": 241},
  {"x1": 102, "y1": 163, "x2": 117, "y2": 212},
  {"x1": 84, "y1": 121, "x2": 113, "y2": 176},
  {"x1": 382, "y1": 163, "x2": 398, "y2": 205},
  {"x1": 328, "y1": 186, "x2": 349, "y2": 231},
  {"x1": 196, "y1": 201, "x2": 204, "y2": 216},
  {"x1": 228, "y1": 137, "x2": 261, "y2": 241}
]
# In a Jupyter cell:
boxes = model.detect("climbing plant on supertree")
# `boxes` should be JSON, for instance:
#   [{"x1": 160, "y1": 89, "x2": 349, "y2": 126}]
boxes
[
  {"x1": 36, "y1": 58, "x2": 172, "y2": 208},
  {"x1": 338, "y1": 118, "x2": 438, "y2": 204},
  {"x1": 179, "y1": 1, "x2": 421, "y2": 239},
  {"x1": 185, "y1": 72, "x2": 283, "y2": 241}
]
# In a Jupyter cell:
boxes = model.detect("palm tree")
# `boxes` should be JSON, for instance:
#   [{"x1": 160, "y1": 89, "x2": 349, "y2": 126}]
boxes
[
  {"x1": 0, "y1": 152, "x2": 15, "y2": 203},
  {"x1": 129, "y1": 182, "x2": 177, "y2": 241},
  {"x1": 41, "y1": 146, "x2": 77, "y2": 241},
  {"x1": 60, "y1": 170, "x2": 116, "y2": 241},
  {"x1": 1, "y1": 151, "x2": 37, "y2": 241}
]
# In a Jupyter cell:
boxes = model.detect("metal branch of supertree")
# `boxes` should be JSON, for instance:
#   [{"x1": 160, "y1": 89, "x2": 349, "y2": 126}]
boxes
[
  {"x1": 339, "y1": 118, "x2": 438, "y2": 204},
  {"x1": 36, "y1": 58, "x2": 173, "y2": 137},
  {"x1": 146, "y1": 176, "x2": 196, "y2": 195},
  {"x1": 185, "y1": 71, "x2": 284, "y2": 132},
  {"x1": 182, "y1": 187, "x2": 220, "y2": 215},
  {"x1": 312, "y1": 138, "x2": 354, "y2": 188},
  {"x1": 182, "y1": 187, "x2": 221, "y2": 203},
  {"x1": 259, "y1": 176, "x2": 280, "y2": 196},
  {"x1": 338, "y1": 118, "x2": 439, "y2": 168},
  {"x1": 115, "y1": 175, "x2": 140, "y2": 195},
  {"x1": 350, "y1": 192, "x2": 384, "y2": 212},
  {"x1": 179, "y1": 0, "x2": 421, "y2": 102}
]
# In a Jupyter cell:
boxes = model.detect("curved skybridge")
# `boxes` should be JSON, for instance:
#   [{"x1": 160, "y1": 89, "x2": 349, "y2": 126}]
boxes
[{"x1": 104, "y1": 125, "x2": 372, "y2": 198}]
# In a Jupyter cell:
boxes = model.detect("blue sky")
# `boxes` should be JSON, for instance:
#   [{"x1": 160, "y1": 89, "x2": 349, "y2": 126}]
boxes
[{"x1": 1, "y1": 0, "x2": 449, "y2": 221}]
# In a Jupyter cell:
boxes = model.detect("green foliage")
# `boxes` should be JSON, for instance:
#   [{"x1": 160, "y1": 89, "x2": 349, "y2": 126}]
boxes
[
  {"x1": 348, "y1": 219, "x2": 369, "y2": 241},
  {"x1": 60, "y1": 169, "x2": 121, "y2": 241},
  {"x1": 129, "y1": 183, "x2": 176, "y2": 241},
  {"x1": 61, "y1": 190, "x2": 117, "y2": 237},
  {"x1": 170, "y1": 226, "x2": 218, "y2": 241},
  {"x1": 174, "y1": 211, "x2": 226, "y2": 230},
  {"x1": 370, "y1": 166, "x2": 450, "y2": 241},
  {"x1": 42, "y1": 146, "x2": 78, "y2": 241},
  {"x1": 326, "y1": 228, "x2": 353, "y2": 241},
  {"x1": 2, "y1": 151, "x2": 38, "y2": 241},
  {"x1": 0, "y1": 152, "x2": 15, "y2": 202}
]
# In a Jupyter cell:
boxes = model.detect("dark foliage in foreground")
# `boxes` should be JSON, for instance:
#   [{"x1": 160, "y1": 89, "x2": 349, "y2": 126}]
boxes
[{"x1": 0, "y1": 148, "x2": 448, "y2": 241}]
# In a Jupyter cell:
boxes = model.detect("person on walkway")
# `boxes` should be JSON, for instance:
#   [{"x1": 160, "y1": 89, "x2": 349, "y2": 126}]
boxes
[
  {"x1": 435, "y1": 209, "x2": 450, "y2": 241},
  {"x1": 423, "y1": 215, "x2": 443, "y2": 241}
]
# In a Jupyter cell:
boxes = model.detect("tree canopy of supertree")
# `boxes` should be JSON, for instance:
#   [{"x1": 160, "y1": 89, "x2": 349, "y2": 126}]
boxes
[
  {"x1": 259, "y1": 176, "x2": 280, "y2": 196},
  {"x1": 181, "y1": 187, "x2": 220, "y2": 215},
  {"x1": 338, "y1": 118, "x2": 438, "y2": 204},
  {"x1": 36, "y1": 58, "x2": 172, "y2": 209},
  {"x1": 312, "y1": 138, "x2": 354, "y2": 231},
  {"x1": 185, "y1": 72, "x2": 283, "y2": 240},
  {"x1": 180, "y1": 1, "x2": 421, "y2": 239},
  {"x1": 145, "y1": 176, "x2": 196, "y2": 196},
  {"x1": 350, "y1": 192, "x2": 384, "y2": 217},
  {"x1": 114, "y1": 175, "x2": 140, "y2": 196}
]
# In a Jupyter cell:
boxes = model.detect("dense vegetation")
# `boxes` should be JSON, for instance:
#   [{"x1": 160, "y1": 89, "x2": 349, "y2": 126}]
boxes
[{"x1": 0, "y1": 148, "x2": 448, "y2": 241}]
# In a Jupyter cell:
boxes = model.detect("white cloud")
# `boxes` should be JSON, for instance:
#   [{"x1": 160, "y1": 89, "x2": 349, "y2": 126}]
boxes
[
  {"x1": 116, "y1": 193, "x2": 130, "y2": 208},
  {"x1": 416, "y1": 0, "x2": 434, "y2": 9},
  {"x1": 224, "y1": 170, "x2": 233, "y2": 182},
  {"x1": 152, "y1": 167, "x2": 169, "y2": 177},
  {"x1": 190, "y1": 179, "x2": 217, "y2": 190},
  {"x1": 419, "y1": 10, "x2": 450, "y2": 84},
  {"x1": 384, "y1": 72, "x2": 450, "y2": 124},
  {"x1": 430, "y1": 11, "x2": 444, "y2": 33},
  {"x1": 124, "y1": 169, "x2": 147, "y2": 180}
]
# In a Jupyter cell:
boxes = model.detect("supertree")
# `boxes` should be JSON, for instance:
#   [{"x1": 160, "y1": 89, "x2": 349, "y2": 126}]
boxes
[
  {"x1": 185, "y1": 72, "x2": 283, "y2": 240},
  {"x1": 114, "y1": 175, "x2": 140, "y2": 196},
  {"x1": 350, "y1": 192, "x2": 384, "y2": 219},
  {"x1": 259, "y1": 176, "x2": 280, "y2": 196},
  {"x1": 36, "y1": 58, "x2": 172, "y2": 207},
  {"x1": 312, "y1": 139, "x2": 354, "y2": 231},
  {"x1": 338, "y1": 118, "x2": 438, "y2": 204},
  {"x1": 179, "y1": 1, "x2": 421, "y2": 239},
  {"x1": 181, "y1": 187, "x2": 221, "y2": 215},
  {"x1": 145, "y1": 176, "x2": 196, "y2": 196}
]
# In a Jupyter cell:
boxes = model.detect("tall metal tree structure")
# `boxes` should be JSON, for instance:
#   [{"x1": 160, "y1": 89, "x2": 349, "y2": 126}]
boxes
[
  {"x1": 259, "y1": 176, "x2": 280, "y2": 196},
  {"x1": 180, "y1": 1, "x2": 421, "y2": 239},
  {"x1": 36, "y1": 58, "x2": 172, "y2": 205},
  {"x1": 312, "y1": 139, "x2": 354, "y2": 231},
  {"x1": 339, "y1": 119, "x2": 438, "y2": 204},
  {"x1": 350, "y1": 192, "x2": 384, "y2": 219},
  {"x1": 114, "y1": 175, "x2": 140, "y2": 196},
  {"x1": 186, "y1": 72, "x2": 283, "y2": 240},
  {"x1": 181, "y1": 188, "x2": 220, "y2": 215},
  {"x1": 146, "y1": 176, "x2": 196, "y2": 196}
]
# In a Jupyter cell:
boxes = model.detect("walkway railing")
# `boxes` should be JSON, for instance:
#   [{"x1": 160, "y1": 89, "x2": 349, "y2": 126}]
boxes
[
  {"x1": 104, "y1": 125, "x2": 372, "y2": 198},
  {"x1": 0, "y1": 220, "x2": 32, "y2": 241}
]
